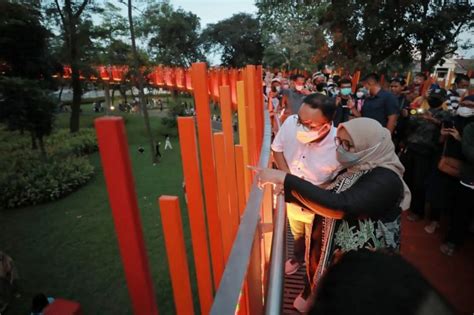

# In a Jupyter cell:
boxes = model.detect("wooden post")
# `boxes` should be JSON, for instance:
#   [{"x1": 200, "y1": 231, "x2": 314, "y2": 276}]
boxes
[
  {"x1": 95, "y1": 117, "x2": 159, "y2": 315},
  {"x1": 158, "y1": 196, "x2": 195, "y2": 315},
  {"x1": 213, "y1": 132, "x2": 235, "y2": 261},
  {"x1": 177, "y1": 117, "x2": 218, "y2": 312},
  {"x1": 234, "y1": 144, "x2": 247, "y2": 216},
  {"x1": 237, "y1": 81, "x2": 251, "y2": 196},
  {"x1": 219, "y1": 86, "x2": 239, "y2": 229},
  {"x1": 191, "y1": 62, "x2": 225, "y2": 290}
]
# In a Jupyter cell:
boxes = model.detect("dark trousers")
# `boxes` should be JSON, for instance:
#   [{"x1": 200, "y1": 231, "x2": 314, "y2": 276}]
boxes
[
  {"x1": 402, "y1": 147, "x2": 436, "y2": 217},
  {"x1": 446, "y1": 182, "x2": 473, "y2": 245}
]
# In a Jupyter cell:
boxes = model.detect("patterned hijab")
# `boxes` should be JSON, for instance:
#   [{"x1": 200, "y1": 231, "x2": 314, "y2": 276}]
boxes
[{"x1": 338, "y1": 118, "x2": 411, "y2": 210}]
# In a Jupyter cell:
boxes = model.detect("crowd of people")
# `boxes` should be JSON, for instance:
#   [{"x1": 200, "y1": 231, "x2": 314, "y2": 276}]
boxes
[{"x1": 258, "y1": 69, "x2": 473, "y2": 313}]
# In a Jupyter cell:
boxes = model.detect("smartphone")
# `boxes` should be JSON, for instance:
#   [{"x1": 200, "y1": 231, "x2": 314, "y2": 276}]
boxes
[{"x1": 442, "y1": 120, "x2": 454, "y2": 129}]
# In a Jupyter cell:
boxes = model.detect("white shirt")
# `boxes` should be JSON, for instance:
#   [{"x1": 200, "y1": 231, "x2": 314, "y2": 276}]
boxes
[{"x1": 271, "y1": 115, "x2": 341, "y2": 186}]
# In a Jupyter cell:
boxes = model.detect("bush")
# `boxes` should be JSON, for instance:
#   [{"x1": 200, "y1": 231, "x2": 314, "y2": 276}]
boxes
[
  {"x1": 0, "y1": 127, "x2": 97, "y2": 209},
  {"x1": 0, "y1": 156, "x2": 94, "y2": 209}
]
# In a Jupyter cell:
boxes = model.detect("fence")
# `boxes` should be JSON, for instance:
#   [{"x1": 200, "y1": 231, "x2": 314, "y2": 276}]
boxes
[{"x1": 45, "y1": 62, "x2": 288, "y2": 315}]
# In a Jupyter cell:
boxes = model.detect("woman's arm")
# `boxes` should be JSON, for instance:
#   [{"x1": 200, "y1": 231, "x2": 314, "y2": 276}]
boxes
[{"x1": 284, "y1": 168, "x2": 402, "y2": 219}]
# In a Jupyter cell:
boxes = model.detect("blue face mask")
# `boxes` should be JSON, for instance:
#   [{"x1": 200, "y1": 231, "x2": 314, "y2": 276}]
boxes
[
  {"x1": 341, "y1": 88, "x2": 352, "y2": 96},
  {"x1": 336, "y1": 145, "x2": 360, "y2": 167},
  {"x1": 336, "y1": 141, "x2": 382, "y2": 168}
]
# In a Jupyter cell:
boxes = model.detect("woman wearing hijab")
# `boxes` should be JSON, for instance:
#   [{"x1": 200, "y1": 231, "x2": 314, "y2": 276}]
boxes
[{"x1": 255, "y1": 117, "x2": 411, "y2": 312}]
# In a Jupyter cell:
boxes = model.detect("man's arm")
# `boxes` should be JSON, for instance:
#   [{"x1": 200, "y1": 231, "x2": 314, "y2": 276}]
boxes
[
  {"x1": 273, "y1": 150, "x2": 290, "y2": 173},
  {"x1": 386, "y1": 114, "x2": 398, "y2": 134}
]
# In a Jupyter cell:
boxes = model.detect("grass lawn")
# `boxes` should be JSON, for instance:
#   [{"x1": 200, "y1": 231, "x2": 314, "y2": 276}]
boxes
[{"x1": 0, "y1": 105, "x2": 200, "y2": 314}]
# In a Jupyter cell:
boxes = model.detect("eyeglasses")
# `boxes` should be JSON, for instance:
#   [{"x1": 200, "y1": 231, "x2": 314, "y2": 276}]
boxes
[
  {"x1": 296, "y1": 115, "x2": 318, "y2": 131},
  {"x1": 335, "y1": 136, "x2": 354, "y2": 151}
]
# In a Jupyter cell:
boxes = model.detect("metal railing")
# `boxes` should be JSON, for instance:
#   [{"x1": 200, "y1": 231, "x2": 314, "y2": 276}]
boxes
[
  {"x1": 210, "y1": 108, "x2": 288, "y2": 314},
  {"x1": 265, "y1": 195, "x2": 287, "y2": 315}
]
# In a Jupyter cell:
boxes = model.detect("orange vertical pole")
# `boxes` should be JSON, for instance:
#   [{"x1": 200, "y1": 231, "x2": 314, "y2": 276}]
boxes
[
  {"x1": 234, "y1": 144, "x2": 247, "y2": 216},
  {"x1": 190, "y1": 62, "x2": 225, "y2": 289},
  {"x1": 219, "y1": 86, "x2": 240, "y2": 224},
  {"x1": 255, "y1": 65, "x2": 264, "y2": 153},
  {"x1": 237, "y1": 80, "x2": 251, "y2": 196},
  {"x1": 158, "y1": 196, "x2": 195, "y2": 315},
  {"x1": 94, "y1": 117, "x2": 159, "y2": 315},
  {"x1": 244, "y1": 65, "x2": 258, "y2": 167},
  {"x1": 213, "y1": 132, "x2": 235, "y2": 261},
  {"x1": 176, "y1": 117, "x2": 214, "y2": 315}
]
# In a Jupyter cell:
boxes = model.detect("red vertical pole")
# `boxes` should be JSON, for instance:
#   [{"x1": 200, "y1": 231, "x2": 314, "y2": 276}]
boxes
[
  {"x1": 213, "y1": 132, "x2": 235, "y2": 261},
  {"x1": 234, "y1": 144, "x2": 247, "y2": 216},
  {"x1": 177, "y1": 117, "x2": 220, "y2": 307},
  {"x1": 255, "y1": 65, "x2": 264, "y2": 152},
  {"x1": 219, "y1": 86, "x2": 239, "y2": 225},
  {"x1": 244, "y1": 66, "x2": 258, "y2": 166},
  {"x1": 190, "y1": 62, "x2": 225, "y2": 289},
  {"x1": 94, "y1": 117, "x2": 158, "y2": 315},
  {"x1": 158, "y1": 196, "x2": 195, "y2": 315}
]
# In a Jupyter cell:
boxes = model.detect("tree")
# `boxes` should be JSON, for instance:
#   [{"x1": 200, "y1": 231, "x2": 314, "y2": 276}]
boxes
[
  {"x1": 256, "y1": 1, "x2": 325, "y2": 70},
  {"x1": 139, "y1": 1, "x2": 205, "y2": 66},
  {"x1": 47, "y1": 0, "x2": 97, "y2": 133},
  {"x1": 0, "y1": 77, "x2": 56, "y2": 160},
  {"x1": 201, "y1": 13, "x2": 264, "y2": 67},
  {"x1": 126, "y1": 0, "x2": 156, "y2": 163},
  {"x1": 405, "y1": 1, "x2": 474, "y2": 72},
  {"x1": 0, "y1": 1, "x2": 56, "y2": 80}
]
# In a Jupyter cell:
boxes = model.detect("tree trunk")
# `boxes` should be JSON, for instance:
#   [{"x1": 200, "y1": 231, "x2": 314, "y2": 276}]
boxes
[
  {"x1": 69, "y1": 17, "x2": 81, "y2": 133},
  {"x1": 38, "y1": 135, "x2": 47, "y2": 162},
  {"x1": 128, "y1": 0, "x2": 156, "y2": 163},
  {"x1": 31, "y1": 131, "x2": 37, "y2": 150},
  {"x1": 103, "y1": 82, "x2": 111, "y2": 114},
  {"x1": 58, "y1": 84, "x2": 64, "y2": 103}
]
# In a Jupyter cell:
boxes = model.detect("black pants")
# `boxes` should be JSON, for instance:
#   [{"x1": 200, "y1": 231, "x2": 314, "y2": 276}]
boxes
[
  {"x1": 402, "y1": 147, "x2": 436, "y2": 217},
  {"x1": 445, "y1": 182, "x2": 473, "y2": 245}
]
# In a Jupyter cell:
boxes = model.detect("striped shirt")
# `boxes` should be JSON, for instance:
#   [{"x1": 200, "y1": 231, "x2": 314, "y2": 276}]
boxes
[{"x1": 446, "y1": 89, "x2": 460, "y2": 111}]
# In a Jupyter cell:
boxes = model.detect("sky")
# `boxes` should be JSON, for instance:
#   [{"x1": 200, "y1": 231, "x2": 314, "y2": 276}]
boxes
[
  {"x1": 167, "y1": 0, "x2": 473, "y2": 60},
  {"x1": 170, "y1": 0, "x2": 257, "y2": 28}
]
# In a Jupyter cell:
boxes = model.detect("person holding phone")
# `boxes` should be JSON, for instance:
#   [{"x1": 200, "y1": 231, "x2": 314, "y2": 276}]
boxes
[
  {"x1": 333, "y1": 78, "x2": 354, "y2": 127},
  {"x1": 402, "y1": 88, "x2": 451, "y2": 228}
]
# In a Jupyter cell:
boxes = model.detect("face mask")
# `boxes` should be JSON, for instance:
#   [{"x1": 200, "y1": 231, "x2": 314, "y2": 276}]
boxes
[
  {"x1": 274, "y1": 86, "x2": 281, "y2": 92},
  {"x1": 336, "y1": 141, "x2": 381, "y2": 167},
  {"x1": 456, "y1": 88, "x2": 467, "y2": 96},
  {"x1": 296, "y1": 124, "x2": 331, "y2": 144},
  {"x1": 295, "y1": 84, "x2": 304, "y2": 91},
  {"x1": 283, "y1": 84, "x2": 289, "y2": 89},
  {"x1": 457, "y1": 106, "x2": 474, "y2": 117},
  {"x1": 356, "y1": 91, "x2": 364, "y2": 98},
  {"x1": 341, "y1": 88, "x2": 352, "y2": 96}
]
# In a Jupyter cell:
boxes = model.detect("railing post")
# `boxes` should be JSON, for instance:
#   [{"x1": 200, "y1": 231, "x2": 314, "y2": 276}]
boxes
[
  {"x1": 95, "y1": 117, "x2": 159, "y2": 315},
  {"x1": 158, "y1": 196, "x2": 195, "y2": 315},
  {"x1": 177, "y1": 117, "x2": 215, "y2": 314},
  {"x1": 191, "y1": 62, "x2": 225, "y2": 290}
]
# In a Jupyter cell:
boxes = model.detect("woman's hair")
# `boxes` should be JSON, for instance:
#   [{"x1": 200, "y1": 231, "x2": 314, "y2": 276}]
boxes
[
  {"x1": 32, "y1": 293, "x2": 49, "y2": 313},
  {"x1": 310, "y1": 250, "x2": 454, "y2": 315},
  {"x1": 302, "y1": 93, "x2": 336, "y2": 121}
]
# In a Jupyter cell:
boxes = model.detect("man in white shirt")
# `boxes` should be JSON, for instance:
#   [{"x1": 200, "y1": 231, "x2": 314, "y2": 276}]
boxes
[{"x1": 271, "y1": 93, "x2": 341, "y2": 276}]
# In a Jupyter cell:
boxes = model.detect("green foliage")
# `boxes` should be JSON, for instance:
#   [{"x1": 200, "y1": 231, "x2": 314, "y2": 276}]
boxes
[
  {"x1": 138, "y1": 2, "x2": 205, "y2": 66},
  {"x1": 256, "y1": 1, "x2": 325, "y2": 70},
  {"x1": 0, "y1": 1, "x2": 56, "y2": 80},
  {"x1": 0, "y1": 155, "x2": 94, "y2": 209},
  {"x1": 0, "y1": 128, "x2": 97, "y2": 209},
  {"x1": 201, "y1": 13, "x2": 264, "y2": 67},
  {"x1": 0, "y1": 77, "x2": 56, "y2": 158},
  {"x1": 160, "y1": 98, "x2": 188, "y2": 129}
]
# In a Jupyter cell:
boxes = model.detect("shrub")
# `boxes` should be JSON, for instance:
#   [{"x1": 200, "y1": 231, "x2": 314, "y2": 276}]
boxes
[
  {"x1": 0, "y1": 155, "x2": 94, "y2": 209},
  {"x1": 0, "y1": 127, "x2": 97, "y2": 209}
]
